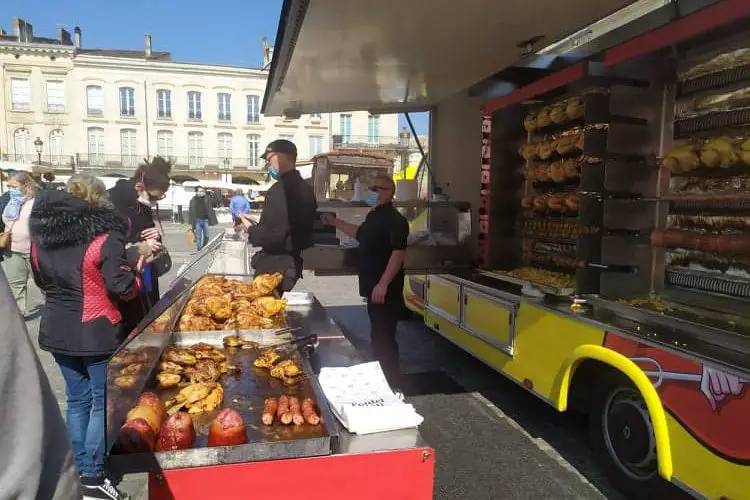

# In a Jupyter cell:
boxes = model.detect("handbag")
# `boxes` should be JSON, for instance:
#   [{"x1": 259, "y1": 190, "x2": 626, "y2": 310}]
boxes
[
  {"x1": 149, "y1": 208, "x2": 172, "y2": 278},
  {"x1": 0, "y1": 221, "x2": 15, "y2": 250}
]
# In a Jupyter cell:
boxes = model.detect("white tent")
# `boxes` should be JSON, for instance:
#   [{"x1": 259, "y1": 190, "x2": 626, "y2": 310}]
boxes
[{"x1": 0, "y1": 161, "x2": 33, "y2": 172}]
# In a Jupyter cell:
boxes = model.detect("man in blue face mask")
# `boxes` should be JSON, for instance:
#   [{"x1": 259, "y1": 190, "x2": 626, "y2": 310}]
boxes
[
  {"x1": 320, "y1": 174, "x2": 410, "y2": 387},
  {"x1": 240, "y1": 139, "x2": 317, "y2": 293}
]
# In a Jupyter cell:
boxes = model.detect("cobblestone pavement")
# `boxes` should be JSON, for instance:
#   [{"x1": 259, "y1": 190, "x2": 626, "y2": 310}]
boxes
[{"x1": 21, "y1": 222, "x2": 648, "y2": 499}]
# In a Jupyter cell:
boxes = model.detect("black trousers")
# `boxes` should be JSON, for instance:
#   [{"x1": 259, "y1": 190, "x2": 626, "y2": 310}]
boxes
[{"x1": 367, "y1": 299, "x2": 401, "y2": 386}]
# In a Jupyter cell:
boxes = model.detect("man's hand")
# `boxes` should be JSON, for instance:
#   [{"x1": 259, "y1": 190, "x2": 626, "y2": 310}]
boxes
[
  {"x1": 320, "y1": 213, "x2": 337, "y2": 226},
  {"x1": 701, "y1": 365, "x2": 743, "y2": 411},
  {"x1": 141, "y1": 227, "x2": 161, "y2": 241},
  {"x1": 371, "y1": 282, "x2": 388, "y2": 304},
  {"x1": 238, "y1": 213, "x2": 255, "y2": 231}
]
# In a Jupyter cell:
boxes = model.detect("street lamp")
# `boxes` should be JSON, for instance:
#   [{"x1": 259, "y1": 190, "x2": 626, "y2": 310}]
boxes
[
  {"x1": 34, "y1": 137, "x2": 44, "y2": 165},
  {"x1": 222, "y1": 157, "x2": 231, "y2": 184},
  {"x1": 398, "y1": 127, "x2": 411, "y2": 148}
]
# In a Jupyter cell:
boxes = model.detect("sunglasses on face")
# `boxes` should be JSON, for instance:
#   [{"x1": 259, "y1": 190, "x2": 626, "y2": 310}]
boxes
[{"x1": 369, "y1": 185, "x2": 391, "y2": 192}]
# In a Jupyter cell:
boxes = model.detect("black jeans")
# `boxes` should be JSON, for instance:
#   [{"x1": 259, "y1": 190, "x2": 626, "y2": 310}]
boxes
[{"x1": 367, "y1": 299, "x2": 401, "y2": 386}]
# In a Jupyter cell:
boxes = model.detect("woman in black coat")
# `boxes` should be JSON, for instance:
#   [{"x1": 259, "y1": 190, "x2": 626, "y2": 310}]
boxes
[
  {"x1": 29, "y1": 174, "x2": 144, "y2": 499},
  {"x1": 108, "y1": 157, "x2": 171, "y2": 330}
]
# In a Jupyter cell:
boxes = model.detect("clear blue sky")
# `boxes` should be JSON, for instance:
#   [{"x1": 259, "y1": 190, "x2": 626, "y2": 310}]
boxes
[{"x1": 0, "y1": 0, "x2": 429, "y2": 136}]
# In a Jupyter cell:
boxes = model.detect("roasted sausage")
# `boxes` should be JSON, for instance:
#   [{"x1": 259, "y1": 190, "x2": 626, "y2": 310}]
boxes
[
  {"x1": 288, "y1": 397, "x2": 305, "y2": 426},
  {"x1": 301, "y1": 398, "x2": 320, "y2": 426},
  {"x1": 261, "y1": 398, "x2": 278, "y2": 426},
  {"x1": 277, "y1": 395, "x2": 290, "y2": 423}
]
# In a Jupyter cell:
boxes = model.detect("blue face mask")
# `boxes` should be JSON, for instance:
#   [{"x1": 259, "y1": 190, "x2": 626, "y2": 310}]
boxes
[
  {"x1": 8, "y1": 187, "x2": 21, "y2": 198},
  {"x1": 268, "y1": 166, "x2": 282, "y2": 181},
  {"x1": 364, "y1": 190, "x2": 378, "y2": 207}
]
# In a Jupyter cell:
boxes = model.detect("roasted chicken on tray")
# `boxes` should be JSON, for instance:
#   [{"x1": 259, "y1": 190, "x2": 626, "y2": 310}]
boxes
[
  {"x1": 177, "y1": 273, "x2": 287, "y2": 332},
  {"x1": 156, "y1": 344, "x2": 239, "y2": 388},
  {"x1": 165, "y1": 382, "x2": 224, "y2": 415}
]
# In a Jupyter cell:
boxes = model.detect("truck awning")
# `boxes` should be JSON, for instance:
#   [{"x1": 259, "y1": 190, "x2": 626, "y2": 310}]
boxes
[{"x1": 262, "y1": 0, "x2": 638, "y2": 116}]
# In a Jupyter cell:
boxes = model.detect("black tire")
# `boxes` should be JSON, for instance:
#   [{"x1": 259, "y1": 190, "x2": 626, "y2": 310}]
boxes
[{"x1": 589, "y1": 377, "x2": 686, "y2": 499}]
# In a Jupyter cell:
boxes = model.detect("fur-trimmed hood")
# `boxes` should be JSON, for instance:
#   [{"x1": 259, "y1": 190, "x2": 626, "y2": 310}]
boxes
[{"x1": 30, "y1": 189, "x2": 129, "y2": 249}]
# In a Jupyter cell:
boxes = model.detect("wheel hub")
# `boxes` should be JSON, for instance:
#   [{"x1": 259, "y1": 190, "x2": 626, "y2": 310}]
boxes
[{"x1": 602, "y1": 388, "x2": 657, "y2": 480}]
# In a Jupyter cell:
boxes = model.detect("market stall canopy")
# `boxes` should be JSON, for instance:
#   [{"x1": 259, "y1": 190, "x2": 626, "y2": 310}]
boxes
[{"x1": 262, "y1": 0, "x2": 638, "y2": 116}]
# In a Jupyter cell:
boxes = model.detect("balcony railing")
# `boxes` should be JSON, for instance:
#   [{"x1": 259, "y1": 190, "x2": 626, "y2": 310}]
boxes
[
  {"x1": 331, "y1": 135, "x2": 407, "y2": 149},
  {"x1": 73, "y1": 154, "x2": 266, "y2": 173}
]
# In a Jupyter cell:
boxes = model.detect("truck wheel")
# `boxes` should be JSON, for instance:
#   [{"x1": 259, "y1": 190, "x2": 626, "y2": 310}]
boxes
[{"x1": 589, "y1": 380, "x2": 680, "y2": 498}]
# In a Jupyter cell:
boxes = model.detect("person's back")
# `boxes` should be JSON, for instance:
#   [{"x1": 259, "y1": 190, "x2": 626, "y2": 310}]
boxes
[
  {"x1": 230, "y1": 193, "x2": 249, "y2": 217},
  {"x1": 0, "y1": 269, "x2": 81, "y2": 499},
  {"x1": 282, "y1": 169, "x2": 317, "y2": 253}
]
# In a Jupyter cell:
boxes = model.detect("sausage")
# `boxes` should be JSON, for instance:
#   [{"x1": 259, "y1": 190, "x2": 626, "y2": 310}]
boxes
[
  {"x1": 288, "y1": 397, "x2": 305, "y2": 426},
  {"x1": 301, "y1": 398, "x2": 320, "y2": 426},
  {"x1": 261, "y1": 398, "x2": 278, "y2": 426},
  {"x1": 277, "y1": 395, "x2": 290, "y2": 423}
]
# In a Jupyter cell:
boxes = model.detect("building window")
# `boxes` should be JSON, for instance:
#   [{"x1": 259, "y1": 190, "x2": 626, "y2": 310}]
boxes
[
  {"x1": 246, "y1": 95, "x2": 260, "y2": 123},
  {"x1": 119, "y1": 87, "x2": 135, "y2": 116},
  {"x1": 310, "y1": 113, "x2": 322, "y2": 120},
  {"x1": 188, "y1": 91, "x2": 202, "y2": 120},
  {"x1": 247, "y1": 134, "x2": 260, "y2": 167},
  {"x1": 308, "y1": 136, "x2": 323, "y2": 157},
  {"x1": 368, "y1": 114, "x2": 380, "y2": 145},
  {"x1": 120, "y1": 129, "x2": 138, "y2": 167},
  {"x1": 87, "y1": 127, "x2": 105, "y2": 166},
  {"x1": 157, "y1": 89, "x2": 172, "y2": 118},
  {"x1": 217, "y1": 93, "x2": 231, "y2": 121},
  {"x1": 187, "y1": 131, "x2": 204, "y2": 168},
  {"x1": 86, "y1": 85, "x2": 104, "y2": 115},
  {"x1": 218, "y1": 133, "x2": 233, "y2": 161},
  {"x1": 49, "y1": 129, "x2": 64, "y2": 165},
  {"x1": 13, "y1": 128, "x2": 32, "y2": 162},
  {"x1": 279, "y1": 134, "x2": 294, "y2": 143},
  {"x1": 46, "y1": 81, "x2": 65, "y2": 112},
  {"x1": 10, "y1": 78, "x2": 31, "y2": 111},
  {"x1": 156, "y1": 130, "x2": 174, "y2": 160},
  {"x1": 339, "y1": 114, "x2": 352, "y2": 143}
]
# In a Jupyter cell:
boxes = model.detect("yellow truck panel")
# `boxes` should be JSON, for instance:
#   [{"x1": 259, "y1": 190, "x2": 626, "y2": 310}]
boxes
[{"x1": 425, "y1": 276, "x2": 461, "y2": 322}]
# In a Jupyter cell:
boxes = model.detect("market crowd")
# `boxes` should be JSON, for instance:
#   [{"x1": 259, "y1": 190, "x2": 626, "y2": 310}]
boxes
[{"x1": 0, "y1": 138, "x2": 410, "y2": 500}]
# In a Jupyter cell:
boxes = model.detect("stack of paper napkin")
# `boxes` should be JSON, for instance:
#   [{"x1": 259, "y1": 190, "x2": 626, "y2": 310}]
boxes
[{"x1": 318, "y1": 362, "x2": 424, "y2": 434}]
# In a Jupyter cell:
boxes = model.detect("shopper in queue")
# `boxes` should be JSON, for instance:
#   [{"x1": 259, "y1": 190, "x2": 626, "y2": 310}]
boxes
[
  {"x1": 108, "y1": 157, "x2": 172, "y2": 329},
  {"x1": 29, "y1": 174, "x2": 149, "y2": 500},
  {"x1": 0, "y1": 269, "x2": 82, "y2": 500},
  {"x1": 230, "y1": 188, "x2": 250, "y2": 240},
  {"x1": 188, "y1": 187, "x2": 218, "y2": 251},
  {"x1": 239, "y1": 139, "x2": 317, "y2": 292},
  {"x1": 321, "y1": 174, "x2": 409, "y2": 386},
  {"x1": 1, "y1": 171, "x2": 38, "y2": 317}
]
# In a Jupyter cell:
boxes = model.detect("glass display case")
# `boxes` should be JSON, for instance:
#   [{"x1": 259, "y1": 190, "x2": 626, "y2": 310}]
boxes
[{"x1": 105, "y1": 237, "x2": 337, "y2": 473}]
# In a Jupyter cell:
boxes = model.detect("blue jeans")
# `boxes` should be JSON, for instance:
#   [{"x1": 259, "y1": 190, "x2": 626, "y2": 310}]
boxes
[
  {"x1": 53, "y1": 353, "x2": 109, "y2": 478},
  {"x1": 195, "y1": 218, "x2": 209, "y2": 251}
]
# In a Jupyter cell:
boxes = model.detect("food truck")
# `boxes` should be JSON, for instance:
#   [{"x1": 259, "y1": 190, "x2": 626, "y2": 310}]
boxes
[{"x1": 260, "y1": 0, "x2": 750, "y2": 498}]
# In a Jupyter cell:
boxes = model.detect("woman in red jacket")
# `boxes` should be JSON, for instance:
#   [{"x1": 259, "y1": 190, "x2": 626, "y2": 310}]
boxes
[{"x1": 30, "y1": 174, "x2": 148, "y2": 500}]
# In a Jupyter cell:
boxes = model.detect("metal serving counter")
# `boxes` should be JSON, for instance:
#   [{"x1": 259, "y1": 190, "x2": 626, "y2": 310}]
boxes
[{"x1": 108, "y1": 236, "x2": 433, "y2": 499}]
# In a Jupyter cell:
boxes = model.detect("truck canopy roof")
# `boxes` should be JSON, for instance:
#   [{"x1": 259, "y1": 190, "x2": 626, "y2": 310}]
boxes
[{"x1": 262, "y1": 0, "x2": 638, "y2": 116}]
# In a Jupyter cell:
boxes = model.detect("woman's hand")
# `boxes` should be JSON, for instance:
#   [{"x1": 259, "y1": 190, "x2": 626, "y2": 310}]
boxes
[
  {"x1": 141, "y1": 227, "x2": 161, "y2": 241},
  {"x1": 144, "y1": 237, "x2": 162, "y2": 254}
]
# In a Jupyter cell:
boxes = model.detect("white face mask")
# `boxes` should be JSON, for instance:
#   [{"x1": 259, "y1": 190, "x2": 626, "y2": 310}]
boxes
[{"x1": 137, "y1": 191, "x2": 157, "y2": 208}]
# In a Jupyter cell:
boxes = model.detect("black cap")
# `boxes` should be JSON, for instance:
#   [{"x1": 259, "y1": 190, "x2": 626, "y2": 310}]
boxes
[{"x1": 260, "y1": 139, "x2": 297, "y2": 160}]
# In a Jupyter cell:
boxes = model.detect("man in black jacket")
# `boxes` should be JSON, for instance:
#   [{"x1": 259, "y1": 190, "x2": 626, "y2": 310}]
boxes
[{"x1": 242, "y1": 139, "x2": 317, "y2": 292}]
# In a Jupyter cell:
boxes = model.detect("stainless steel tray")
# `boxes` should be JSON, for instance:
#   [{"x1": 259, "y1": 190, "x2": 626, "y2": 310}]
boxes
[
  {"x1": 585, "y1": 295, "x2": 750, "y2": 354},
  {"x1": 108, "y1": 331, "x2": 338, "y2": 473},
  {"x1": 479, "y1": 270, "x2": 576, "y2": 297}
]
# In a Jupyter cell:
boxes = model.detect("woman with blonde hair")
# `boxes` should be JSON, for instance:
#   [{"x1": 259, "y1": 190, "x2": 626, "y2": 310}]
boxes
[
  {"x1": 1, "y1": 171, "x2": 38, "y2": 315},
  {"x1": 29, "y1": 173, "x2": 147, "y2": 500}
]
